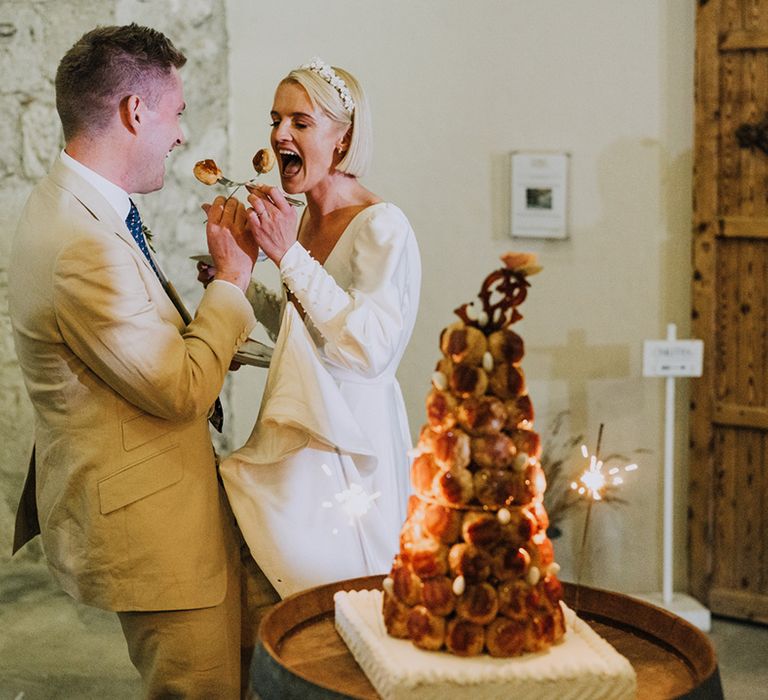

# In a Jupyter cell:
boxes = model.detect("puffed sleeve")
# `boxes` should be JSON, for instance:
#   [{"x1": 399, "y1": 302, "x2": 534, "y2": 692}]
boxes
[
  {"x1": 245, "y1": 278, "x2": 283, "y2": 342},
  {"x1": 279, "y1": 205, "x2": 418, "y2": 378}
]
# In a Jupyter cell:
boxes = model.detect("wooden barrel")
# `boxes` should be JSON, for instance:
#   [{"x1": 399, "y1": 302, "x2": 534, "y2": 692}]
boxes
[{"x1": 252, "y1": 575, "x2": 723, "y2": 700}]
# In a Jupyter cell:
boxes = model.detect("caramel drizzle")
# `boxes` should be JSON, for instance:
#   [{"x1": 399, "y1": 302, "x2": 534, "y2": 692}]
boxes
[{"x1": 454, "y1": 268, "x2": 530, "y2": 332}]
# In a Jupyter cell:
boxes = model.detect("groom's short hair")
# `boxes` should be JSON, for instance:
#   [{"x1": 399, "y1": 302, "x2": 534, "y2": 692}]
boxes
[{"x1": 55, "y1": 23, "x2": 186, "y2": 141}]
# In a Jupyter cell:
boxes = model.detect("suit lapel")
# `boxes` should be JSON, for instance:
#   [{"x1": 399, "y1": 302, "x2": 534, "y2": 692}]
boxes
[
  {"x1": 48, "y1": 157, "x2": 193, "y2": 326},
  {"x1": 48, "y1": 158, "x2": 158, "y2": 281}
]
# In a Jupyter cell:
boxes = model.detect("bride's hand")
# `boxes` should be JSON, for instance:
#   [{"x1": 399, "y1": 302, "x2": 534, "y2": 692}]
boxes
[{"x1": 245, "y1": 183, "x2": 298, "y2": 265}]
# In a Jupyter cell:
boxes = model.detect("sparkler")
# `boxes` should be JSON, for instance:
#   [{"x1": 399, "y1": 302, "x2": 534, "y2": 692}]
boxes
[{"x1": 572, "y1": 424, "x2": 638, "y2": 614}]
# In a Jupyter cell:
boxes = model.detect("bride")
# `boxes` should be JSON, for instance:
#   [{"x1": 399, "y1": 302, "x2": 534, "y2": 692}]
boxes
[{"x1": 215, "y1": 58, "x2": 421, "y2": 597}]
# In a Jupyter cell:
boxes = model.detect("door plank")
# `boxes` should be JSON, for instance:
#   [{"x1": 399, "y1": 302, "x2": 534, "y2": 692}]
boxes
[
  {"x1": 761, "y1": 436, "x2": 768, "y2": 594},
  {"x1": 720, "y1": 30, "x2": 768, "y2": 50},
  {"x1": 690, "y1": 0, "x2": 721, "y2": 603},
  {"x1": 709, "y1": 588, "x2": 768, "y2": 623},
  {"x1": 715, "y1": 401, "x2": 768, "y2": 427},
  {"x1": 713, "y1": 428, "x2": 737, "y2": 591},
  {"x1": 719, "y1": 216, "x2": 768, "y2": 237},
  {"x1": 735, "y1": 432, "x2": 761, "y2": 594}
]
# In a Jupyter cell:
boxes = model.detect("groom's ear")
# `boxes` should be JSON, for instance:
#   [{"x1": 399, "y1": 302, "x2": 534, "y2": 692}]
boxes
[{"x1": 120, "y1": 94, "x2": 143, "y2": 135}]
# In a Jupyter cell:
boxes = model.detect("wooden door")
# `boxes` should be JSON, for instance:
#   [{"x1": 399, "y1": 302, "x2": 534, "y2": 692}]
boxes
[{"x1": 691, "y1": 0, "x2": 768, "y2": 624}]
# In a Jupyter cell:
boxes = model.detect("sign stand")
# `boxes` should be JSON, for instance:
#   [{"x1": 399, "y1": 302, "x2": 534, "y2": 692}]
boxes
[{"x1": 636, "y1": 323, "x2": 711, "y2": 631}]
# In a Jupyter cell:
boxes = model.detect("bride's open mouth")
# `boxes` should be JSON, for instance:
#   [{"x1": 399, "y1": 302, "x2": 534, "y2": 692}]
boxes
[{"x1": 279, "y1": 149, "x2": 302, "y2": 177}]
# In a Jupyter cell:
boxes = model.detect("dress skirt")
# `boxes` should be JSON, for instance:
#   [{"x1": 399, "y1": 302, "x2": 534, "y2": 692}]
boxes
[{"x1": 220, "y1": 304, "x2": 410, "y2": 598}]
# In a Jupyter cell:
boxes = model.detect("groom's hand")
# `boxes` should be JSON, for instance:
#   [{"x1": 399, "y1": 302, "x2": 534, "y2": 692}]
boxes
[{"x1": 202, "y1": 196, "x2": 257, "y2": 292}]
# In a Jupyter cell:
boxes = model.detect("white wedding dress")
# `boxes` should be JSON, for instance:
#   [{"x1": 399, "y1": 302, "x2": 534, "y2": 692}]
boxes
[{"x1": 220, "y1": 203, "x2": 421, "y2": 597}]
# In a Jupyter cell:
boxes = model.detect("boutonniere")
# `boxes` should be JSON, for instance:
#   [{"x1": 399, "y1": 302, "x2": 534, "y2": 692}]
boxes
[{"x1": 141, "y1": 224, "x2": 156, "y2": 254}]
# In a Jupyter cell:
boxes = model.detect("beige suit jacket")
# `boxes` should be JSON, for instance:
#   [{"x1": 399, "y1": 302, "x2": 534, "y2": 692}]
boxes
[{"x1": 9, "y1": 156, "x2": 256, "y2": 612}]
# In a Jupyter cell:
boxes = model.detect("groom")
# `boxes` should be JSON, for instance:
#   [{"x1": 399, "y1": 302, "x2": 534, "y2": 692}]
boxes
[{"x1": 9, "y1": 24, "x2": 262, "y2": 698}]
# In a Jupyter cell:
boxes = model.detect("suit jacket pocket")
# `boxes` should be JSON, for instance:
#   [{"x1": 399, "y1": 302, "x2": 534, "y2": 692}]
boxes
[
  {"x1": 121, "y1": 412, "x2": 174, "y2": 452},
  {"x1": 98, "y1": 444, "x2": 182, "y2": 514}
]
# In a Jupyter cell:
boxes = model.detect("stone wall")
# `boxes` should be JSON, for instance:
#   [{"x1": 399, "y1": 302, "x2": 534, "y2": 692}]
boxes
[{"x1": 0, "y1": 0, "x2": 230, "y2": 565}]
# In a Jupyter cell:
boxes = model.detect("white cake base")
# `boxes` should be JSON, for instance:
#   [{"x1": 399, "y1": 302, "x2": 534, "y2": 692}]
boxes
[{"x1": 334, "y1": 589, "x2": 636, "y2": 700}]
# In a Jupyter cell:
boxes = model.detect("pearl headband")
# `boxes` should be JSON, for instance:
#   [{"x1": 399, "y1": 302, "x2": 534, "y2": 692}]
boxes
[{"x1": 300, "y1": 57, "x2": 355, "y2": 115}]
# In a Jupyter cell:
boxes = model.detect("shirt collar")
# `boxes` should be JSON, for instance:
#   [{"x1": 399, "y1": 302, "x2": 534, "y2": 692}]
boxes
[{"x1": 60, "y1": 149, "x2": 132, "y2": 222}]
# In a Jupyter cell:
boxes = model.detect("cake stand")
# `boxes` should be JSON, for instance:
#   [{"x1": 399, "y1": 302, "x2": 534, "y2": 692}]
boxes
[{"x1": 251, "y1": 575, "x2": 723, "y2": 700}]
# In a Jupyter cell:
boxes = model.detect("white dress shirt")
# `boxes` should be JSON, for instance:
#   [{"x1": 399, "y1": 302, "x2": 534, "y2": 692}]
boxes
[{"x1": 60, "y1": 149, "x2": 132, "y2": 222}]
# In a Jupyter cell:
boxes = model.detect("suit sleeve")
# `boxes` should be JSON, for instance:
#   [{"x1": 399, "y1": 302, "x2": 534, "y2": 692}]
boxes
[
  {"x1": 53, "y1": 233, "x2": 255, "y2": 421},
  {"x1": 278, "y1": 206, "x2": 418, "y2": 378}
]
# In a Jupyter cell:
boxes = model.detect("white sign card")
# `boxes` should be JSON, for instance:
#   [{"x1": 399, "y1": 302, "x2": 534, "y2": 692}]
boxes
[
  {"x1": 510, "y1": 152, "x2": 568, "y2": 239},
  {"x1": 642, "y1": 339, "x2": 703, "y2": 377}
]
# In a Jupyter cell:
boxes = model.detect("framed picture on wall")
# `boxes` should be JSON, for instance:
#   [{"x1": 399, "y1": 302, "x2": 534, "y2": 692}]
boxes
[{"x1": 510, "y1": 151, "x2": 569, "y2": 239}]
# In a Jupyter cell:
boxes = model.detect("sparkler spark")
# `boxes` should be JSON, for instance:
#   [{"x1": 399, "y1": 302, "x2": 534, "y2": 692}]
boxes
[
  {"x1": 333, "y1": 484, "x2": 381, "y2": 524},
  {"x1": 571, "y1": 451, "x2": 606, "y2": 500},
  {"x1": 318, "y1": 464, "x2": 381, "y2": 526},
  {"x1": 570, "y1": 448, "x2": 638, "y2": 501},
  {"x1": 334, "y1": 483, "x2": 381, "y2": 523}
]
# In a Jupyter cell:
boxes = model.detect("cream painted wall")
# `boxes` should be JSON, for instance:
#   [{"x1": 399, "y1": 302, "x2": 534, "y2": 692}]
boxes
[{"x1": 225, "y1": 0, "x2": 695, "y2": 595}]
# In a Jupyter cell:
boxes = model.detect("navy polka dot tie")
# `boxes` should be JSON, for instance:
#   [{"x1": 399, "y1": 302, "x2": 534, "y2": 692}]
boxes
[{"x1": 126, "y1": 200, "x2": 160, "y2": 278}]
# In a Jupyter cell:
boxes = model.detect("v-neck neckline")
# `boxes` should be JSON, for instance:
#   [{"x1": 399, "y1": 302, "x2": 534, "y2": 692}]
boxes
[{"x1": 300, "y1": 202, "x2": 387, "y2": 267}]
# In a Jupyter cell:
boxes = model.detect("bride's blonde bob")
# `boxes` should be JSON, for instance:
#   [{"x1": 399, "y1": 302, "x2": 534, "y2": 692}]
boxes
[{"x1": 282, "y1": 63, "x2": 373, "y2": 178}]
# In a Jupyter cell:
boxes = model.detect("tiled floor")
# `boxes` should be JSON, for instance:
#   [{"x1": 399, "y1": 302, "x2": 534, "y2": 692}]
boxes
[{"x1": 1, "y1": 562, "x2": 767, "y2": 699}]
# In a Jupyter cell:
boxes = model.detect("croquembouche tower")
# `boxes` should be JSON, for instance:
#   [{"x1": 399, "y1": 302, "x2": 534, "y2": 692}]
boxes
[{"x1": 382, "y1": 252, "x2": 566, "y2": 657}]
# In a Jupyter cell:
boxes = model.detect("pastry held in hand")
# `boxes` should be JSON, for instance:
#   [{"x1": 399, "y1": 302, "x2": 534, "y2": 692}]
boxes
[
  {"x1": 193, "y1": 159, "x2": 223, "y2": 185},
  {"x1": 252, "y1": 148, "x2": 276, "y2": 174}
]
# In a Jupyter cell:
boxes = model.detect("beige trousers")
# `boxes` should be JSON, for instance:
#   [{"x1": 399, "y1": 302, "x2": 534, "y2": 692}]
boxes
[{"x1": 118, "y1": 524, "x2": 279, "y2": 699}]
